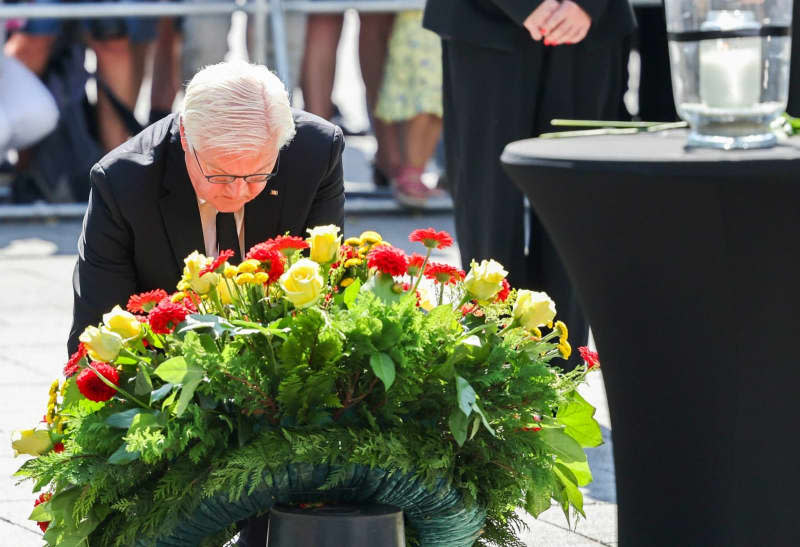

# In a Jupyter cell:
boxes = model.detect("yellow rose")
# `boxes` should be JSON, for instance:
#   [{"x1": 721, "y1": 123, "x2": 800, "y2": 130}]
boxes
[
  {"x1": 464, "y1": 259, "x2": 508, "y2": 301},
  {"x1": 237, "y1": 259, "x2": 260, "y2": 274},
  {"x1": 182, "y1": 251, "x2": 217, "y2": 294},
  {"x1": 102, "y1": 305, "x2": 142, "y2": 340},
  {"x1": 280, "y1": 258, "x2": 324, "y2": 308},
  {"x1": 512, "y1": 290, "x2": 557, "y2": 331},
  {"x1": 306, "y1": 225, "x2": 341, "y2": 263},
  {"x1": 79, "y1": 326, "x2": 123, "y2": 362},
  {"x1": 11, "y1": 429, "x2": 52, "y2": 457}
]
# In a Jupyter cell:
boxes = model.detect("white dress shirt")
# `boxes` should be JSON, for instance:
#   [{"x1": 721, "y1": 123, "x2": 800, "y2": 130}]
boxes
[{"x1": 196, "y1": 198, "x2": 245, "y2": 258}]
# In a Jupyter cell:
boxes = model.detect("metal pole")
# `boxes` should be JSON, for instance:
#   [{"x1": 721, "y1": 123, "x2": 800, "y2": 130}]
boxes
[
  {"x1": 253, "y1": 0, "x2": 269, "y2": 66},
  {"x1": 0, "y1": 2, "x2": 247, "y2": 18},
  {"x1": 270, "y1": 0, "x2": 292, "y2": 87}
]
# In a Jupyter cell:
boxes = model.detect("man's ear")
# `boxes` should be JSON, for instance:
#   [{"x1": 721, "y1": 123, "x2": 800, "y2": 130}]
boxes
[{"x1": 179, "y1": 120, "x2": 188, "y2": 152}]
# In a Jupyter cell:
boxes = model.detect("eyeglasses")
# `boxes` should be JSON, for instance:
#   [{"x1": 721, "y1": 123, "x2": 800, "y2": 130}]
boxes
[{"x1": 192, "y1": 147, "x2": 280, "y2": 184}]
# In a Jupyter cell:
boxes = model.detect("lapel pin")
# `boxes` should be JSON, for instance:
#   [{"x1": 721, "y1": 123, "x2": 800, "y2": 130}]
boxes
[{"x1": 269, "y1": 190, "x2": 279, "y2": 196}]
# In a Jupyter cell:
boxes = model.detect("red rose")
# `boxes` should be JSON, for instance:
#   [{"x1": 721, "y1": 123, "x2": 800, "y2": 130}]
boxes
[
  {"x1": 76, "y1": 362, "x2": 119, "y2": 402},
  {"x1": 126, "y1": 289, "x2": 168, "y2": 314},
  {"x1": 578, "y1": 346, "x2": 601, "y2": 369},
  {"x1": 367, "y1": 246, "x2": 408, "y2": 277},
  {"x1": 63, "y1": 343, "x2": 88, "y2": 377},
  {"x1": 148, "y1": 300, "x2": 191, "y2": 334},
  {"x1": 424, "y1": 262, "x2": 465, "y2": 285},
  {"x1": 409, "y1": 228, "x2": 454, "y2": 250},
  {"x1": 200, "y1": 249, "x2": 235, "y2": 277}
]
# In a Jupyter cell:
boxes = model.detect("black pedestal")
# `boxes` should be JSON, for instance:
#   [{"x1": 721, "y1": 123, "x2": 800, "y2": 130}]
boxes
[
  {"x1": 502, "y1": 132, "x2": 800, "y2": 546},
  {"x1": 267, "y1": 504, "x2": 405, "y2": 547}
]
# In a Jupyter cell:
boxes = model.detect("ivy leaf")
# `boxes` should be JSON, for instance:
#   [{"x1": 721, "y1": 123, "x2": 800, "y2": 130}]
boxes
[
  {"x1": 556, "y1": 458, "x2": 593, "y2": 487},
  {"x1": 470, "y1": 402, "x2": 496, "y2": 437},
  {"x1": 553, "y1": 462, "x2": 586, "y2": 517},
  {"x1": 343, "y1": 278, "x2": 362, "y2": 310},
  {"x1": 455, "y1": 376, "x2": 476, "y2": 417},
  {"x1": 108, "y1": 442, "x2": 140, "y2": 464},
  {"x1": 538, "y1": 427, "x2": 587, "y2": 463},
  {"x1": 105, "y1": 409, "x2": 143, "y2": 429},
  {"x1": 175, "y1": 314, "x2": 235, "y2": 339},
  {"x1": 28, "y1": 500, "x2": 52, "y2": 522},
  {"x1": 557, "y1": 390, "x2": 603, "y2": 447},
  {"x1": 153, "y1": 357, "x2": 203, "y2": 385},
  {"x1": 449, "y1": 408, "x2": 469, "y2": 447},
  {"x1": 369, "y1": 352, "x2": 396, "y2": 391},
  {"x1": 150, "y1": 383, "x2": 174, "y2": 404},
  {"x1": 175, "y1": 377, "x2": 202, "y2": 417},
  {"x1": 469, "y1": 415, "x2": 481, "y2": 440},
  {"x1": 134, "y1": 366, "x2": 153, "y2": 396}
]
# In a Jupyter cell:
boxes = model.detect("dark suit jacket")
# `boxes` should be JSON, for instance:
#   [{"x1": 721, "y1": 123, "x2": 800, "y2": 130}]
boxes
[
  {"x1": 68, "y1": 110, "x2": 345, "y2": 354},
  {"x1": 423, "y1": 0, "x2": 635, "y2": 51}
]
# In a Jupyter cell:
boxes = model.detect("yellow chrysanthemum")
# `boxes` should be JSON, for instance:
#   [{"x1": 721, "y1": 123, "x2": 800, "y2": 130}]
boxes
[
  {"x1": 344, "y1": 258, "x2": 362, "y2": 268},
  {"x1": 531, "y1": 327, "x2": 543, "y2": 339},
  {"x1": 555, "y1": 320, "x2": 568, "y2": 342},
  {"x1": 170, "y1": 291, "x2": 186, "y2": 303},
  {"x1": 359, "y1": 231, "x2": 382, "y2": 244},
  {"x1": 224, "y1": 264, "x2": 238, "y2": 279},
  {"x1": 254, "y1": 272, "x2": 270, "y2": 285},
  {"x1": 237, "y1": 259, "x2": 260, "y2": 274},
  {"x1": 344, "y1": 237, "x2": 362, "y2": 247},
  {"x1": 340, "y1": 277, "x2": 355, "y2": 288},
  {"x1": 48, "y1": 379, "x2": 59, "y2": 397},
  {"x1": 235, "y1": 273, "x2": 255, "y2": 285},
  {"x1": 558, "y1": 340, "x2": 572, "y2": 360}
]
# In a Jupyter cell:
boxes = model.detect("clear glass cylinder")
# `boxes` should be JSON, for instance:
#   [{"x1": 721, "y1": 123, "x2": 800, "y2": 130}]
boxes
[{"x1": 664, "y1": 0, "x2": 794, "y2": 149}]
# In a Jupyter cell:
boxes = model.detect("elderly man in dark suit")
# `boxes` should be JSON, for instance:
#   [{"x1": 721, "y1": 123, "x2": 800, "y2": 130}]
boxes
[
  {"x1": 68, "y1": 60, "x2": 344, "y2": 545},
  {"x1": 424, "y1": 0, "x2": 635, "y2": 370}
]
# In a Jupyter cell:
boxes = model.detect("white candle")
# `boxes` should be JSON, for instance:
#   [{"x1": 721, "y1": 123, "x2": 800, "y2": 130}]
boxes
[{"x1": 699, "y1": 40, "x2": 762, "y2": 109}]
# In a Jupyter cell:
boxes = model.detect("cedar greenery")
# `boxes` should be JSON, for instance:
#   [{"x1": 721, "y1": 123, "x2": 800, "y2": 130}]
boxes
[{"x1": 14, "y1": 228, "x2": 602, "y2": 546}]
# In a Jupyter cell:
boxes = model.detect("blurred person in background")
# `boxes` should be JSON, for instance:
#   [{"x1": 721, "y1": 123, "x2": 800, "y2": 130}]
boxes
[
  {"x1": 424, "y1": 0, "x2": 635, "y2": 369},
  {"x1": 300, "y1": 9, "x2": 394, "y2": 187},
  {"x1": 374, "y1": 10, "x2": 443, "y2": 207}
]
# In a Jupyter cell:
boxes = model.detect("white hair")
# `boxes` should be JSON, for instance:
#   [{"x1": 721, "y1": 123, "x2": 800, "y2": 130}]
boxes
[{"x1": 181, "y1": 60, "x2": 295, "y2": 154}]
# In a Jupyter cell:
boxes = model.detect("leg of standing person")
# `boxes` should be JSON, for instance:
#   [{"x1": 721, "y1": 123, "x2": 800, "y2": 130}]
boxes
[
  {"x1": 441, "y1": 37, "x2": 539, "y2": 287},
  {"x1": 300, "y1": 14, "x2": 344, "y2": 119},
  {"x1": 150, "y1": 18, "x2": 182, "y2": 124},
  {"x1": 4, "y1": 34, "x2": 56, "y2": 76},
  {"x1": 90, "y1": 35, "x2": 138, "y2": 150}
]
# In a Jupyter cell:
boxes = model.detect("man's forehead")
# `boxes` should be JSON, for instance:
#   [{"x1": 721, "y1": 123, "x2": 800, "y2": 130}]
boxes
[{"x1": 200, "y1": 146, "x2": 277, "y2": 170}]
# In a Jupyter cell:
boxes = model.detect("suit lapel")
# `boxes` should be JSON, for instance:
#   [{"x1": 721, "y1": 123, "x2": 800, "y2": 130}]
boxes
[
  {"x1": 159, "y1": 122, "x2": 205, "y2": 274},
  {"x1": 244, "y1": 170, "x2": 287, "y2": 253}
]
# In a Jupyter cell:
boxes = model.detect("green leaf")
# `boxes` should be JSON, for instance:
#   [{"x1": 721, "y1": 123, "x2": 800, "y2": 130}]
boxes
[
  {"x1": 60, "y1": 377, "x2": 83, "y2": 410},
  {"x1": 105, "y1": 408, "x2": 143, "y2": 429},
  {"x1": 449, "y1": 408, "x2": 469, "y2": 447},
  {"x1": 134, "y1": 366, "x2": 153, "y2": 396},
  {"x1": 470, "y1": 402, "x2": 496, "y2": 437},
  {"x1": 556, "y1": 458, "x2": 593, "y2": 487},
  {"x1": 553, "y1": 462, "x2": 586, "y2": 517},
  {"x1": 557, "y1": 391, "x2": 603, "y2": 447},
  {"x1": 153, "y1": 356, "x2": 203, "y2": 385},
  {"x1": 369, "y1": 352, "x2": 396, "y2": 391},
  {"x1": 150, "y1": 383, "x2": 173, "y2": 404},
  {"x1": 175, "y1": 314, "x2": 234, "y2": 339},
  {"x1": 538, "y1": 427, "x2": 587, "y2": 463},
  {"x1": 161, "y1": 389, "x2": 177, "y2": 410},
  {"x1": 108, "y1": 442, "x2": 140, "y2": 464},
  {"x1": 28, "y1": 500, "x2": 52, "y2": 522},
  {"x1": 455, "y1": 376, "x2": 476, "y2": 417},
  {"x1": 127, "y1": 412, "x2": 163, "y2": 435},
  {"x1": 469, "y1": 415, "x2": 481, "y2": 440},
  {"x1": 175, "y1": 377, "x2": 202, "y2": 417},
  {"x1": 343, "y1": 278, "x2": 362, "y2": 309},
  {"x1": 362, "y1": 272, "x2": 404, "y2": 304}
]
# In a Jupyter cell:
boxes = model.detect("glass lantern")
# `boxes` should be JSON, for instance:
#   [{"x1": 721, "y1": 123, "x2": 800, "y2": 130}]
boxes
[{"x1": 664, "y1": 0, "x2": 793, "y2": 149}]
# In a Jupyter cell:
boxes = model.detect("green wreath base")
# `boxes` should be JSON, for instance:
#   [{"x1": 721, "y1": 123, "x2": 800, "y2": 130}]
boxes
[{"x1": 145, "y1": 463, "x2": 486, "y2": 547}]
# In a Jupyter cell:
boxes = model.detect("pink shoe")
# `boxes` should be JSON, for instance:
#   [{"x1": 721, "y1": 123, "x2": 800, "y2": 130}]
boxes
[{"x1": 392, "y1": 166, "x2": 444, "y2": 208}]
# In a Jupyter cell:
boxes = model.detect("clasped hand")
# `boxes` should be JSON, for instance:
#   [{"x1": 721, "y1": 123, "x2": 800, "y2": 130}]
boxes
[{"x1": 523, "y1": 0, "x2": 592, "y2": 46}]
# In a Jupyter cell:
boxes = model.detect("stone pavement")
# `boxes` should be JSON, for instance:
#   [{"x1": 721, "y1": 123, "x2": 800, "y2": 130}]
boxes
[{"x1": 0, "y1": 210, "x2": 616, "y2": 546}]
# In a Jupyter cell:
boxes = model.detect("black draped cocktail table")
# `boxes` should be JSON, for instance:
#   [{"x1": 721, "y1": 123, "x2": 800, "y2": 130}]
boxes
[{"x1": 502, "y1": 132, "x2": 800, "y2": 546}]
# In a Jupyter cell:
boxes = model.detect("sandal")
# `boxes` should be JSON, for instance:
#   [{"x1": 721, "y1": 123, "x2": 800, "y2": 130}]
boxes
[{"x1": 392, "y1": 166, "x2": 444, "y2": 209}]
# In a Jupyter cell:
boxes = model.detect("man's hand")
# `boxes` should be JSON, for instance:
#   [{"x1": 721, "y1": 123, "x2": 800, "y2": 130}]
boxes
[{"x1": 523, "y1": 0, "x2": 592, "y2": 46}]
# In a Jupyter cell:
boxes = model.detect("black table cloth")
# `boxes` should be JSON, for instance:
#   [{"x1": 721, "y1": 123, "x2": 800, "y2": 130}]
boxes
[{"x1": 501, "y1": 132, "x2": 800, "y2": 547}]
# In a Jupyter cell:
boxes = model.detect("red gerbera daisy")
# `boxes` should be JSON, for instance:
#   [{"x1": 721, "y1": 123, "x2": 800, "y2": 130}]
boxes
[
  {"x1": 76, "y1": 363, "x2": 119, "y2": 402},
  {"x1": 199, "y1": 249, "x2": 234, "y2": 277},
  {"x1": 34, "y1": 492, "x2": 53, "y2": 533},
  {"x1": 578, "y1": 346, "x2": 601, "y2": 369},
  {"x1": 409, "y1": 228, "x2": 454, "y2": 250},
  {"x1": 260, "y1": 235, "x2": 309, "y2": 256},
  {"x1": 495, "y1": 279, "x2": 511, "y2": 302},
  {"x1": 127, "y1": 289, "x2": 168, "y2": 314},
  {"x1": 63, "y1": 343, "x2": 88, "y2": 377},
  {"x1": 148, "y1": 300, "x2": 191, "y2": 334},
  {"x1": 424, "y1": 262, "x2": 465, "y2": 285},
  {"x1": 406, "y1": 253, "x2": 427, "y2": 277},
  {"x1": 367, "y1": 246, "x2": 408, "y2": 276},
  {"x1": 245, "y1": 245, "x2": 285, "y2": 284}
]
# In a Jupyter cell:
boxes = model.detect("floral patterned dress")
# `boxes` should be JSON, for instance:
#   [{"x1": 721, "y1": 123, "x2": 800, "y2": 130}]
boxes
[{"x1": 375, "y1": 11, "x2": 443, "y2": 122}]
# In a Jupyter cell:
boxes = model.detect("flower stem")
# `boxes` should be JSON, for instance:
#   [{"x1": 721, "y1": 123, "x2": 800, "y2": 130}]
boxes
[{"x1": 411, "y1": 248, "x2": 432, "y2": 295}]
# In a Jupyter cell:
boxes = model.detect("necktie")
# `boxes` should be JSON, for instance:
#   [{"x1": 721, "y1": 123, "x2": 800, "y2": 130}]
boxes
[{"x1": 216, "y1": 212, "x2": 241, "y2": 264}]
